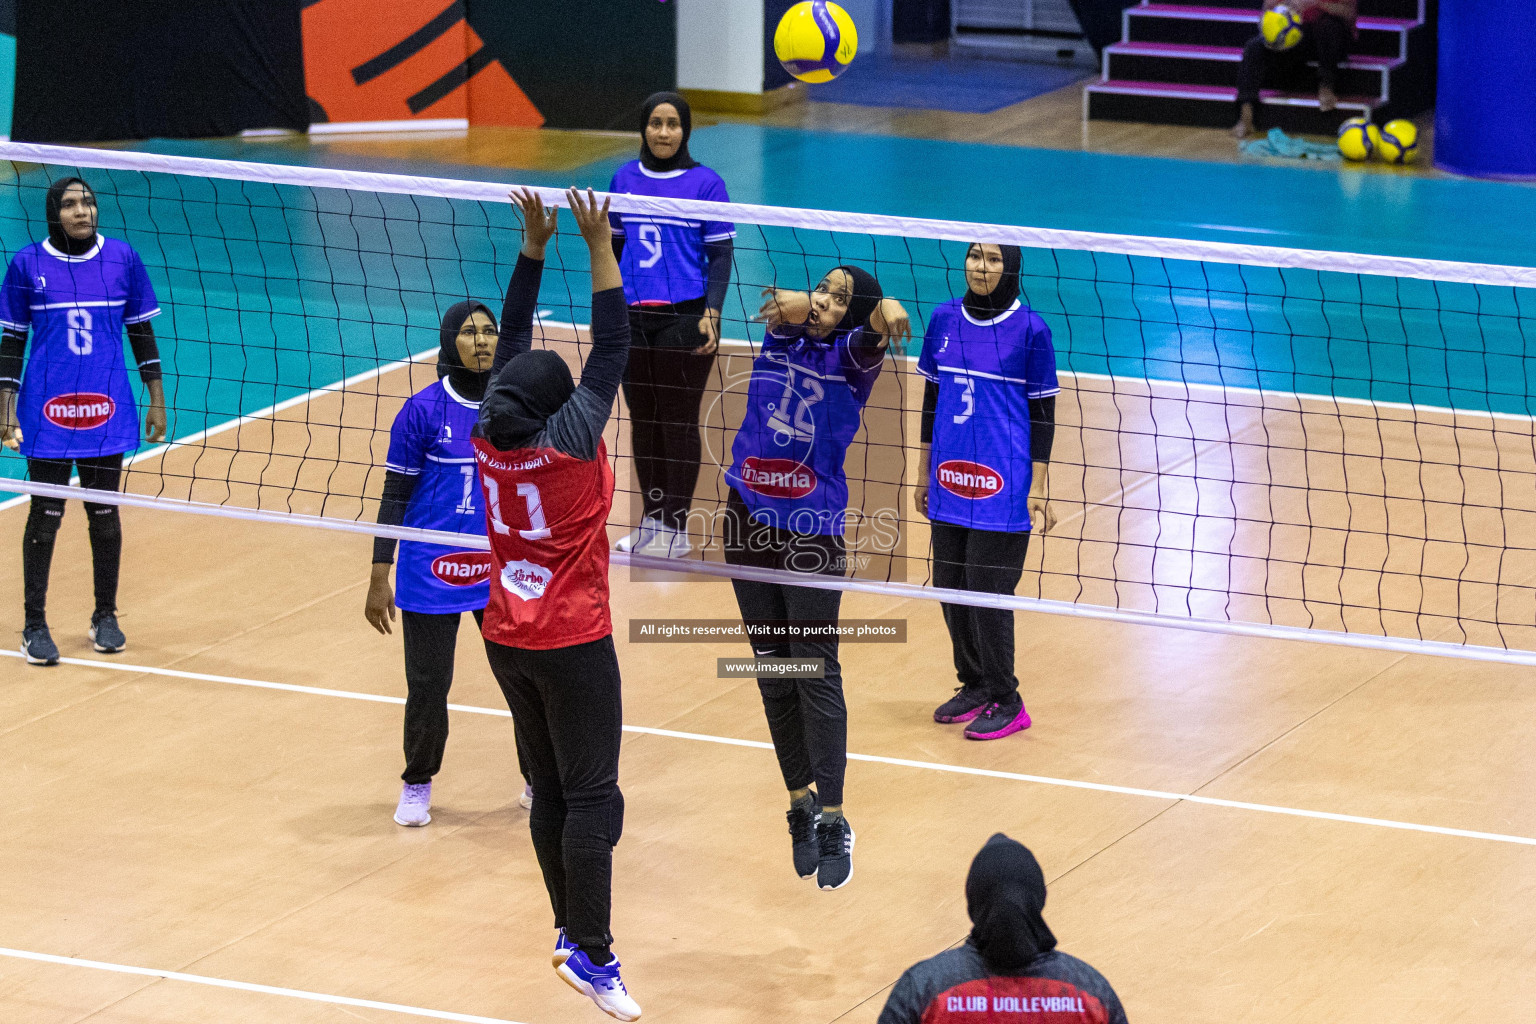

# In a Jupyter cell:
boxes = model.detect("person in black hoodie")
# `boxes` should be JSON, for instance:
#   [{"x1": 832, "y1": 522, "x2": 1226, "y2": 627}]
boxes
[
  {"x1": 878, "y1": 833, "x2": 1128, "y2": 1024},
  {"x1": 366, "y1": 299, "x2": 530, "y2": 827}
]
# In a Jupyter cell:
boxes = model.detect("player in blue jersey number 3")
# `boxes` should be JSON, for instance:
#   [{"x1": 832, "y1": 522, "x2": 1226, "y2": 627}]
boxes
[
  {"x1": 917, "y1": 243, "x2": 1059, "y2": 741},
  {"x1": 0, "y1": 177, "x2": 167, "y2": 665}
]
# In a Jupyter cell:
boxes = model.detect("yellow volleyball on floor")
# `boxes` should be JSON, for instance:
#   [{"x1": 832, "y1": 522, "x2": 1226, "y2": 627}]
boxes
[
  {"x1": 1261, "y1": 5, "x2": 1304, "y2": 50},
  {"x1": 1337, "y1": 116, "x2": 1375, "y2": 162},
  {"x1": 1377, "y1": 119, "x2": 1420, "y2": 164},
  {"x1": 775, "y1": 1, "x2": 859, "y2": 84}
]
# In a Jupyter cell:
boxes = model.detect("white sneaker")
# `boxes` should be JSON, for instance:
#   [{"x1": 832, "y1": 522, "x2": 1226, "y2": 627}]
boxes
[
  {"x1": 558, "y1": 949, "x2": 642, "y2": 1021},
  {"x1": 394, "y1": 782, "x2": 432, "y2": 826},
  {"x1": 519, "y1": 782, "x2": 534, "y2": 810},
  {"x1": 614, "y1": 518, "x2": 662, "y2": 552},
  {"x1": 635, "y1": 522, "x2": 692, "y2": 559}
]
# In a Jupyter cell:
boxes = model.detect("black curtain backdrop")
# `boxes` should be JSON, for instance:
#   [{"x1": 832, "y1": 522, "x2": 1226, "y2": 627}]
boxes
[
  {"x1": 13, "y1": 1, "x2": 308, "y2": 143},
  {"x1": 893, "y1": 0, "x2": 951, "y2": 44},
  {"x1": 1067, "y1": 0, "x2": 1138, "y2": 53},
  {"x1": 763, "y1": 0, "x2": 799, "y2": 91},
  {"x1": 466, "y1": 0, "x2": 674, "y2": 131}
]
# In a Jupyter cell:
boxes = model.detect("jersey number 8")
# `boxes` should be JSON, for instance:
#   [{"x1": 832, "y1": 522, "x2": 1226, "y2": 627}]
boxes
[{"x1": 67, "y1": 307, "x2": 94, "y2": 355}]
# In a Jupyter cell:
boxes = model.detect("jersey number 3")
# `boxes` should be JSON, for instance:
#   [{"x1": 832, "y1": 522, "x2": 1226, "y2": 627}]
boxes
[
  {"x1": 67, "y1": 307, "x2": 94, "y2": 355},
  {"x1": 485, "y1": 477, "x2": 552, "y2": 541}
]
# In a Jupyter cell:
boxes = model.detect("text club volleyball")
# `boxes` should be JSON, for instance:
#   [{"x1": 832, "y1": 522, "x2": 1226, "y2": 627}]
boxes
[{"x1": 775, "y1": 1, "x2": 858, "y2": 84}]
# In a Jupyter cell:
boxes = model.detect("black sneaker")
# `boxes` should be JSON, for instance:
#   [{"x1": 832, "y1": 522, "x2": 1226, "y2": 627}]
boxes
[
  {"x1": 21, "y1": 624, "x2": 60, "y2": 666},
  {"x1": 963, "y1": 695, "x2": 1032, "y2": 741},
  {"x1": 787, "y1": 794, "x2": 822, "y2": 880},
  {"x1": 89, "y1": 612, "x2": 126, "y2": 654},
  {"x1": 934, "y1": 686, "x2": 989, "y2": 724},
  {"x1": 816, "y1": 814, "x2": 855, "y2": 890}
]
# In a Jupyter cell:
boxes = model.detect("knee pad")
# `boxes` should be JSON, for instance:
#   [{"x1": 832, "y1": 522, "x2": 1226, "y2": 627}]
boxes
[
  {"x1": 85, "y1": 503, "x2": 122, "y2": 541},
  {"x1": 606, "y1": 788, "x2": 625, "y2": 846},
  {"x1": 24, "y1": 498, "x2": 65, "y2": 542}
]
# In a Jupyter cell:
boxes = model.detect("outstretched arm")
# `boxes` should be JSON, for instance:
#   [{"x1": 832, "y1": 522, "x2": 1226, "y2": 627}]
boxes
[
  {"x1": 545, "y1": 188, "x2": 632, "y2": 461},
  {"x1": 492, "y1": 188, "x2": 559, "y2": 378}
]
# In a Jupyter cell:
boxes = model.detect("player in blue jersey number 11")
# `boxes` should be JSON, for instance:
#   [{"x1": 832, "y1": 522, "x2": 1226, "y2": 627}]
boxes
[{"x1": 0, "y1": 177, "x2": 168, "y2": 665}]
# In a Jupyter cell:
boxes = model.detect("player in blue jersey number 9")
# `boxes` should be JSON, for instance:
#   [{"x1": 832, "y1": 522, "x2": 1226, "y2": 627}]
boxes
[{"x1": 0, "y1": 177, "x2": 168, "y2": 665}]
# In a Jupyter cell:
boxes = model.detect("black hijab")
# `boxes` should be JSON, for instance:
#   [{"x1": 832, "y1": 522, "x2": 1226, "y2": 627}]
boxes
[
  {"x1": 639, "y1": 91, "x2": 698, "y2": 173},
  {"x1": 966, "y1": 833, "x2": 1058, "y2": 974},
  {"x1": 437, "y1": 300, "x2": 494, "y2": 403},
  {"x1": 961, "y1": 243, "x2": 1023, "y2": 322},
  {"x1": 46, "y1": 176, "x2": 99, "y2": 256},
  {"x1": 478, "y1": 349, "x2": 574, "y2": 451},
  {"x1": 831, "y1": 265, "x2": 883, "y2": 334}
]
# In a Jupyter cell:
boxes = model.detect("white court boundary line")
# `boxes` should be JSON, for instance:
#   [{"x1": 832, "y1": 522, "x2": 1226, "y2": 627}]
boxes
[
  {"x1": 2, "y1": 141, "x2": 1535, "y2": 288},
  {"x1": 5, "y1": 648, "x2": 1534, "y2": 849},
  {"x1": 0, "y1": 945, "x2": 525, "y2": 1024}
]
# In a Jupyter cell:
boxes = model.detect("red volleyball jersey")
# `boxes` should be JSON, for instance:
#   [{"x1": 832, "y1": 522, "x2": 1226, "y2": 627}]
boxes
[{"x1": 473, "y1": 436, "x2": 615, "y2": 650}]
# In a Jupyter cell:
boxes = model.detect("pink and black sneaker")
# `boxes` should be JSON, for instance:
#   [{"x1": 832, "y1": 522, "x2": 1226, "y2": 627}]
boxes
[
  {"x1": 963, "y1": 698, "x2": 1031, "y2": 740},
  {"x1": 934, "y1": 687, "x2": 990, "y2": 724}
]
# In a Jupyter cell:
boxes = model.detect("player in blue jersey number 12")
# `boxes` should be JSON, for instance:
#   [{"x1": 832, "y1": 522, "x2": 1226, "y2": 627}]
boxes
[{"x1": 0, "y1": 177, "x2": 167, "y2": 665}]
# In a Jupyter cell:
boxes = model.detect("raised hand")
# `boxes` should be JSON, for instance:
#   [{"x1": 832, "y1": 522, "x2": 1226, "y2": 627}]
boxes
[
  {"x1": 566, "y1": 187, "x2": 613, "y2": 250},
  {"x1": 869, "y1": 297, "x2": 912, "y2": 350},
  {"x1": 511, "y1": 187, "x2": 558, "y2": 258},
  {"x1": 756, "y1": 287, "x2": 809, "y2": 327},
  {"x1": 566, "y1": 187, "x2": 622, "y2": 294}
]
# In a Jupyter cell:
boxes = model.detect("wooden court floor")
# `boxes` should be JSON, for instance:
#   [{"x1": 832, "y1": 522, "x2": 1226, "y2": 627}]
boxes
[{"x1": 3, "y1": 345, "x2": 1536, "y2": 1023}]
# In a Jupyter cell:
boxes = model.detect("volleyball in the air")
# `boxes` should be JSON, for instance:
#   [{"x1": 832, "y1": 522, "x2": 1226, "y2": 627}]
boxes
[
  {"x1": 775, "y1": 1, "x2": 859, "y2": 84},
  {"x1": 1260, "y1": 5, "x2": 1304, "y2": 50},
  {"x1": 1376, "y1": 119, "x2": 1420, "y2": 164},
  {"x1": 1337, "y1": 117, "x2": 1375, "y2": 161}
]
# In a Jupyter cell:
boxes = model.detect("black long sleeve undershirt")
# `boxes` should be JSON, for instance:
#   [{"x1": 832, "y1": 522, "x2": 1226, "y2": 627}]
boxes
[
  {"x1": 491, "y1": 252, "x2": 545, "y2": 378},
  {"x1": 372, "y1": 469, "x2": 419, "y2": 564},
  {"x1": 0, "y1": 323, "x2": 163, "y2": 390},
  {"x1": 610, "y1": 235, "x2": 733, "y2": 312},
  {"x1": 921, "y1": 379, "x2": 1056, "y2": 463},
  {"x1": 485, "y1": 251, "x2": 631, "y2": 461}
]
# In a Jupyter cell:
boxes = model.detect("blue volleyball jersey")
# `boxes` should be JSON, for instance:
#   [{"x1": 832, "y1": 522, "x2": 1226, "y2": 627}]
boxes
[
  {"x1": 0, "y1": 237, "x2": 160, "y2": 460},
  {"x1": 384, "y1": 378, "x2": 492, "y2": 614},
  {"x1": 726, "y1": 324, "x2": 885, "y2": 536},
  {"x1": 918, "y1": 298, "x2": 1060, "y2": 532},
  {"x1": 608, "y1": 161, "x2": 734, "y2": 306}
]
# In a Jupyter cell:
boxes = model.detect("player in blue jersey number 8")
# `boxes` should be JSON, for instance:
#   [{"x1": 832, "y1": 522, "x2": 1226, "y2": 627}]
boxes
[
  {"x1": 723, "y1": 265, "x2": 909, "y2": 892},
  {"x1": 916, "y1": 243, "x2": 1060, "y2": 741},
  {"x1": 0, "y1": 177, "x2": 168, "y2": 665}
]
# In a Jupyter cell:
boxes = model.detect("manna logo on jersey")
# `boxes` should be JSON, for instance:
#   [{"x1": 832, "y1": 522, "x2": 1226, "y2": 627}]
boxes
[
  {"x1": 43, "y1": 393, "x2": 115, "y2": 430},
  {"x1": 937, "y1": 459, "x2": 1004, "y2": 499},
  {"x1": 431, "y1": 551, "x2": 493, "y2": 587},
  {"x1": 500, "y1": 559, "x2": 552, "y2": 601},
  {"x1": 739, "y1": 456, "x2": 817, "y2": 499}
]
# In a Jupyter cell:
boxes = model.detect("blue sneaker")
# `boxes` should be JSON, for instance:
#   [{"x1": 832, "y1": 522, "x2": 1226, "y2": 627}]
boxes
[
  {"x1": 552, "y1": 927, "x2": 578, "y2": 968},
  {"x1": 556, "y1": 948, "x2": 642, "y2": 1021},
  {"x1": 21, "y1": 624, "x2": 59, "y2": 666}
]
